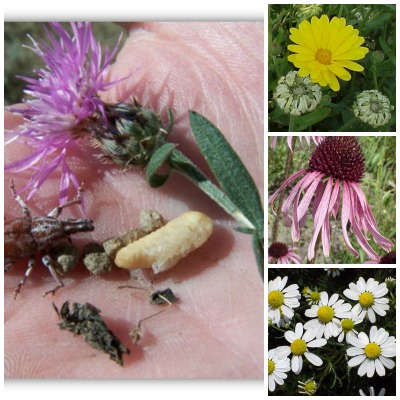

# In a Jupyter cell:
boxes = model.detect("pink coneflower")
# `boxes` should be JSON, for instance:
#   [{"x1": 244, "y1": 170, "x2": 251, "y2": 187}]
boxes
[
  {"x1": 268, "y1": 242, "x2": 302, "y2": 264},
  {"x1": 364, "y1": 251, "x2": 396, "y2": 264},
  {"x1": 269, "y1": 137, "x2": 393, "y2": 261},
  {"x1": 5, "y1": 22, "x2": 122, "y2": 203},
  {"x1": 270, "y1": 136, "x2": 324, "y2": 151}
]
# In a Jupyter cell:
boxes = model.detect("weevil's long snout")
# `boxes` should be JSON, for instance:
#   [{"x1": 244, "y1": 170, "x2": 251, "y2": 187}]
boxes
[{"x1": 62, "y1": 219, "x2": 95, "y2": 234}]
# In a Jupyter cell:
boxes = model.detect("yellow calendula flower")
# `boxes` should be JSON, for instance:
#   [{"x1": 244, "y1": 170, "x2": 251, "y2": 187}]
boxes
[{"x1": 287, "y1": 15, "x2": 369, "y2": 91}]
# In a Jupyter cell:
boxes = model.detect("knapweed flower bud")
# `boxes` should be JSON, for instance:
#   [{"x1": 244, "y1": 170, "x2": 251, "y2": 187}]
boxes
[
  {"x1": 273, "y1": 71, "x2": 322, "y2": 116},
  {"x1": 353, "y1": 90, "x2": 394, "y2": 127},
  {"x1": 87, "y1": 101, "x2": 171, "y2": 167}
]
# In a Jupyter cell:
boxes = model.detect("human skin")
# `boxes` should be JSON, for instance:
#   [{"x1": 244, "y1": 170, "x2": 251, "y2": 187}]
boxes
[{"x1": 4, "y1": 22, "x2": 263, "y2": 378}]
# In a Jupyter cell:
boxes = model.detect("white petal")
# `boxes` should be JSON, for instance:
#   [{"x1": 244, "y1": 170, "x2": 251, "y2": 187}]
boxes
[
  {"x1": 367, "y1": 307, "x2": 376, "y2": 323},
  {"x1": 304, "y1": 351, "x2": 322, "y2": 366},
  {"x1": 369, "y1": 325, "x2": 378, "y2": 342},
  {"x1": 328, "y1": 293, "x2": 339, "y2": 306},
  {"x1": 320, "y1": 292, "x2": 328, "y2": 305},
  {"x1": 305, "y1": 308, "x2": 318, "y2": 318},
  {"x1": 344, "y1": 288, "x2": 359, "y2": 300},
  {"x1": 348, "y1": 354, "x2": 366, "y2": 367},
  {"x1": 292, "y1": 355, "x2": 300, "y2": 374},
  {"x1": 275, "y1": 346, "x2": 291, "y2": 358},
  {"x1": 367, "y1": 359, "x2": 376, "y2": 378},
  {"x1": 308, "y1": 338, "x2": 327, "y2": 348},
  {"x1": 374, "y1": 358, "x2": 386, "y2": 376},
  {"x1": 268, "y1": 375, "x2": 276, "y2": 392},
  {"x1": 379, "y1": 355, "x2": 395, "y2": 369},
  {"x1": 347, "y1": 346, "x2": 365, "y2": 356},
  {"x1": 295, "y1": 322, "x2": 304, "y2": 338},
  {"x1": 281, "y1": 305, "x2": 294, "y2": 319}
]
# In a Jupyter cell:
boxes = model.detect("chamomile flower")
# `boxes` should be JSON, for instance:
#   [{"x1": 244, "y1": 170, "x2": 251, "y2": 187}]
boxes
[
  {"x1": 324, "y1": 268, "x2": 344, "y2": 278},
  {"x1": 337, "y1": 309, "x2": 366, "y2": 343},
  {"x1": 359, "y1": 387, "x2": 386, "y2": 396},
  {"x1": 343, "y1": 277, "x2": 389, "y2": 323},
  {"x1": 304, "y1": 288, "x2": 322, "y2": 305},
  {"x1": 268, "y1": 349, "x2": 290, "y2": 392},
  {"x1": 304, "y1": 292, "x2": 352, "y2": 339},
  {"x1": 298, "y1": 378, "x2": 318, "y2": 395},
  {"x1": 347, "y1": 326, "x2": 396, "y2": 378},
  {"x1": 275, "y1": 322, "x2": 327, "y2": 375},
  {"x1": 268, "y1": 276, "x2": 301, "y2": 326}
]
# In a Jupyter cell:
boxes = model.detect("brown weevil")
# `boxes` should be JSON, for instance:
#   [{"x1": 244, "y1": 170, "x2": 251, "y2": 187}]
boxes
[{"x1": 4, "y1": 180, "x2": 94, "y2": 298}]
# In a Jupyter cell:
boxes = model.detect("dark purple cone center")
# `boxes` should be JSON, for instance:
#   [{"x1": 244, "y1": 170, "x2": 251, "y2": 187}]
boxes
[
  {"x1": 379, "y1": 251, "x2": 396, "y2": 264},
  {"x1": 268, "y1": 242, "x2": 289, "y2": 258},
  {"x1": 308, "y1": 137, "x2": 365, "y2": 183}
]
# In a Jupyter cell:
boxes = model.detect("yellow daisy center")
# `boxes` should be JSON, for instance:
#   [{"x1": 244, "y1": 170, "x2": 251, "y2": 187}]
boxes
[
  {"x1": 316, "y1": 49, "x2": 332, "y2": 65},
  {"x1": 317, "y1": 305, "x2": 334, "y2": 323},
  {"x1": 268, "y1": 360, "x2": 275, "y2": 375},
  {"x1": 305, "y1": 381, "x2": 317, "y2": 391},
  {"x1": 341, "y1": 319, "x2": 354, "y2": 333},
  {"x1": 291, "y1": 339, "x2": 307, "y2": 356},
  {"x1": 359, "y1": 292, "x2": 374, "y2": 308},
  {"x1": 268, "y1": 290, "x2": 284, "y2": 308},
  {"x1": 364, "y1": 343, "x2": 381, "y2": 359},
  {"x1": 310, "y1": 291, "x2": 320, "y2": 302}
]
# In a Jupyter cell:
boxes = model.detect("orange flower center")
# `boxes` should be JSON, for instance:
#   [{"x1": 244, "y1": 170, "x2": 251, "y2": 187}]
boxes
[{"x1": 316, "y1": 49, "x2": 332, "y2": 65}]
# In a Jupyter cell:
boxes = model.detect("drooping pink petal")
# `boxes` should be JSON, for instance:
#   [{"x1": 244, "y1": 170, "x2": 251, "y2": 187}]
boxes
[
  {"x1": 308, "y1": 177, "x2": 333, "y2": 260},
  {"x1": 341, "y1": 181, "x2": 359, "y2": 257},
  {"x1": 297, "y1": 172, "x2": 324, "y2": 220}
]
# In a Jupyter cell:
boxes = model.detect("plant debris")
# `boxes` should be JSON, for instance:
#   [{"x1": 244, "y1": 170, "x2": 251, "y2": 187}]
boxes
[{"x1": 53, "y1": 301, "x2": 129, "y2": 366}]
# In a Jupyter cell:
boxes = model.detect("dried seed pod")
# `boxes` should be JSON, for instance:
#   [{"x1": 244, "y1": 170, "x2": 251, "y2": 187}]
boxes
[
  {"x1": 49, "y1": 242, "x2": 80, "y2": 274},
  {"x1": 114, "y1": 211, "x2": 213, "y2": 274}
]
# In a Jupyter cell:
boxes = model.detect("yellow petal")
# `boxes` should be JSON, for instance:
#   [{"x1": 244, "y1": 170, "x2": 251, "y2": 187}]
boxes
[
  {"x1": 310, "y1": 68, "x2": 322, "y2": 81},
  {"x1": 328, "y1": 64, "x2": 351, "y2": 81},
  {"x1": 287, "y1": 44, "x2": 315, "y2": 56},
  {"x1": 334, "y1": 60, "x2": 364, "y2": 72},
  {"x1": 298, "y1": 67, "x2": 311, "y2": 77},
  {"x1": 335, "y1": 47, "x2": 369, "y2": 61},
  {"x1": 290, "y1": 53, "x2": 316, "y2": 62},
  {"x1": 330, "y1": 25, "x2": 354, "y2": 53},
  {"x1": 310, "y1": 16, "x2": 322, "y2": 49},
  {"x1": 333, "y1": 32, "x2": 362, "y2": 58},
  {"x1": 298, "y1": 21, "x2": 318, "y2": 52},
  {"x1": 319, "y1": 15, "x2": 330, "y2": 48},
  {"x1": 325, "y1": 70, "x2": 340, "y2": 91}
]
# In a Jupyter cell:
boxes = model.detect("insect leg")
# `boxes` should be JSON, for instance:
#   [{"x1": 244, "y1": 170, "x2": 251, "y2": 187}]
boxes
[
  {"x1": 9, "y1": 179, "x2": 31, "y2": 218},
  {"x1": 14, "y1": 258, "x2": 35, "y2": 299},
  {"x1": 42, "y1": 255, "x2": 65, "y2": 297},
  {"x1": 47, "y1": 186, "x2": 84, "y2": 218}
]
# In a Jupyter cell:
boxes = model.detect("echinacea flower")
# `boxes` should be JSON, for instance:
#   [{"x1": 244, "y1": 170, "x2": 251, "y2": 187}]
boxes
[
  {"x1": 269, "y1": 137, "x2": 394, "y2": 261},
  {"x1": 364, "y1": 251, "x2": 396, "y2": 264},
  {"x1": 268, "y1": 276, "x2": 301, "y2": 326},
  {"x1": 347, "y1": 325, "x2": 396, "y2": 378},
  {"x1": 275, "y1": 322, "x2": 327, "y2": 375},
  {"x1": 5, "y1": 22, "x2": 122, "y2": 203},
  {"x1": 288, "y1": 15, "x2": 369, "y2": 91},
  {"x1": 337, "y1": 309, "x2": 366, "y2": 343},
  {"x1": 353, "y1": 90, "x2": 394, "y2": 128},
  {"x1": 298, "y1": 378, "x2": 318, "y2": 395},
  {"x1": 270, "y1": 135, "x2": 324, "y2": 151},
  {"x1": 268, "y1": 242, "x2": 302, "y2": 264},
  {"x1": 359, "y1": 387, "x2": 386, "y2": 396},
  {"x1": 304, "y1": 292, "x2": 352, "y2": 339},
  {"x1": 273, "y1": 71, "x2": 322, "y2": 116},
  {"x1": 343, "y1": 277, "x2": 389, "y2": 323},
  {"x1": 268, "y1": 349, "x2": 290, "y2": 392}
]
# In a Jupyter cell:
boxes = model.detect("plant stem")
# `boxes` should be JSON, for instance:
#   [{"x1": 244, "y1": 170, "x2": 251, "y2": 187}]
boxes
[
  {"x1": 272, "y1": 137, "x2": 296, "y2": 243},
  {"x1": 168, "y1": 149, "x2": 255, "y2": 230},
  {"x1": 289, "y1": 115, "x2": 296, "y2": 132},
  {"x1": 337, "y1": 117, "x2": 358, "y2": 131}
]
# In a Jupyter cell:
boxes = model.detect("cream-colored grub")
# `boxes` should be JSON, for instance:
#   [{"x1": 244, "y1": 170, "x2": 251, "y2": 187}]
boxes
[{"x1": 114, "y1": 211, "x2": 213, "y2": 274}]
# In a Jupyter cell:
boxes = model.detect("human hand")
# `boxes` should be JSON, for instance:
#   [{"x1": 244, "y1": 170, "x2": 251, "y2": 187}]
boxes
[{"x1": 5, "y1": 22, "x2": 263, "y2": 378}]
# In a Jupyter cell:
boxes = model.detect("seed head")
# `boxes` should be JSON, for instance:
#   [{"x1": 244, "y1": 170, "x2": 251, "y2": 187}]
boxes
[
  {"x1": 308, "y1": 137, "x2": 365, "y2": 183},
  {"x1": 268, "y1": 242, "x2": 289, "y2": 258},
  {"x1": 380, "y1": 251, "x2": 396, "y2": 264}
]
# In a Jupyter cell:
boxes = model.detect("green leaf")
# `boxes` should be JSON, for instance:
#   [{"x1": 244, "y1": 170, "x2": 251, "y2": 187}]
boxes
[
  {"x1": 189, "y1": 111, "x2": 264, "y2": 235},
  {"x1": 146, "y1": 143, "x2": 176, "y2": 187},
  {"x1": 295, "y1": 107, "x2": 331, "y2": 131}
]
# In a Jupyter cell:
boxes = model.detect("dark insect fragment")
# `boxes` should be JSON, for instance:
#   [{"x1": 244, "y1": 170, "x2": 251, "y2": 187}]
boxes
[
  {"x1": 150, "y1": 288, "x2": 178, "y2": 305},
  {"x1": 53, "y1": 301, "x2": 129, "y2": 366}
]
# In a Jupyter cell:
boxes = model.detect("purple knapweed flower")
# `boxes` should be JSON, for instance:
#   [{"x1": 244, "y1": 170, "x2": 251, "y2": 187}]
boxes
[
  {"x1": 268, "y1": 242, "x2": 302, "y2": 264},
  {"x1": 270, "y1": 136, "x2": 324, "y2": 151},
  {"x1": 5, "y1": 22, "x2": 122, "y2": 203},
  {"x1": 269, "y1": 137, "x2": 393, "y2": 261}
]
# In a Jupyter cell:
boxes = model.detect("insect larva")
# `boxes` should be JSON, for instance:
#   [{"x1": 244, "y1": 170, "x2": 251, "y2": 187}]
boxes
[{"x1": 114, "y1": 211, "x2": 213, "y2": 274}]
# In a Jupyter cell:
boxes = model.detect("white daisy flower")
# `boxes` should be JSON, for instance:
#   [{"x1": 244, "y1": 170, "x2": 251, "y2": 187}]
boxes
[
  {"x1": 324, "y1": 268, "x2": 344, "y2": 278},
  {"x1": 298, "y1": 378, "x2": 318, "y2": 395},
  {"x1": 304, "y1": 292, "x2": 352, "y2": 339},
  {"x1": 268, "y1": 276, "x2": 300, "y2": 326},
  {"x1": 347, "y1": 325, "x2": 396, "y2": 378},
  {"x1": 337, "y1": 309, "x2": 366, "y2": 343},
  {"x1": 268, "y1": 348, "x2": 290, "y2": 392},
  {"x1": 343, "y1": 277, "x2": 389, "y2": 323},
  {"x1": 275, "y1": 322, "x2": 327, "y2": 375},
  {"x1": 359, "y1": 387, "x2": 386, "y2": 396}
]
